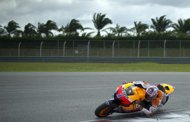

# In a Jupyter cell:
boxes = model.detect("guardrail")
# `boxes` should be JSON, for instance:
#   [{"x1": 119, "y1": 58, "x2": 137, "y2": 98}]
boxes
[{"x1": 1, "y1": 57, "x2": 190, "y2": 64}]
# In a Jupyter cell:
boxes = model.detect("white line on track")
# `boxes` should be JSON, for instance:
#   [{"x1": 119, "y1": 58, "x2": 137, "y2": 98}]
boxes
[{"x1": 80, "y1": 110, "x2": 190, "y2": 122}]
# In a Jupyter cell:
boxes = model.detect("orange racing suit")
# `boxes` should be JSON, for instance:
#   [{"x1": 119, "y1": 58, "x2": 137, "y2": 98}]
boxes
[
  {"x1": 142, "y1": 87, "x2": 166, "y2": 115},
  {"x1": 115, "y1": 81, "x2": 165, "y2": 114}
]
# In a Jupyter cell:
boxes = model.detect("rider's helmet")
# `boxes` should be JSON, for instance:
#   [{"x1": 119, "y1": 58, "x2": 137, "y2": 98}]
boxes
[{"x1": 146, "y1": 85, "x2": 159, "y2": 101}]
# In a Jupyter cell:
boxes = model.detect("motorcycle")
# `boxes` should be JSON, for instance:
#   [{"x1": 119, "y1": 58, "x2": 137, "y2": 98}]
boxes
[{"x1": 95, "y1": 82, "x2": 175, "y2": 117}]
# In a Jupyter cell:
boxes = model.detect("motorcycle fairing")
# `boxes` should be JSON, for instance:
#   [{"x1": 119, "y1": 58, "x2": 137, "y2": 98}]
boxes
[{"x1": 115, "y1": 83, "x2": 146, "y2": 105}]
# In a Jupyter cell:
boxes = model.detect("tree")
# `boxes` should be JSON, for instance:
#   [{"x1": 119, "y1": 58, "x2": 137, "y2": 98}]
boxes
[
  {"x1": 109, "y1": 24, "x2": 128, "y2": 37},
  {"x1": 63, "y1": 19, "x2": 83, "y2": 36},
  {"x1": 172, "y1": 18, "x2": 190, "y2": 34},
  {"x1": 92, "y1": 13, "x2": 112, "y2": 37},
  {"x1": 38, "y1": 20, "x2": 58, "y2": 37},
  {"x1": 46, "y1": 20, "x2": 58, "y2": 31},
  {"x1": 24, "y1": 23, "x2": 37, "y2": 37},
  {"x1": 0, "y1": 25, "x2": 6, "y2": 36},
  {"x1": 151, "y1": 15, "x2": 172, "y2": 33},
  {"x1": 81, "y1": 32, "x2": 94, "y2": 38},
  {"x1": 4, "y1": 20, "x2": 20, "y2": 36},
  {"x1": 132, "y1": 21, "x2": 149, "y2": 36},
  {"x1": 38, "y1": 23, "x2": 47, "y2": 37}
]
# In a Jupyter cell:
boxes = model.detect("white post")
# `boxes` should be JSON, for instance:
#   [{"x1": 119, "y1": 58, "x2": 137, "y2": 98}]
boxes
[
  {"x1": 63, "y1": 41, "x2": 67, "y2": 56},
  {"x1": 40, "y1": 41, "x2": 44, "y2": 57},
  {"x1": 57, "y1": 40, "x2": 59, "y2": 56},
  {"x1": 179, "y1": 40, "x2": 182, "y2": 57},
  {"x1": 87, "y1": 41, "x2": 90, "y2": 57},
  {"x1": 18, "y1": 41, "x2": 22, "y2": 57},
  {"x1": 133, "y1": 40, "x2": 136, "y2": 56},
  {"x1": 137, "y1": 40, "x2": 141, "y2": 58},
  {"x1": 163, "y1": 40, "x2": 167, "y2": 57},
  {"x1": 112, "y1": 40, "x2": 115, "y2": 57},
  {"x1": 147, "y1": 40, "x2": 150, "y2": 57}
]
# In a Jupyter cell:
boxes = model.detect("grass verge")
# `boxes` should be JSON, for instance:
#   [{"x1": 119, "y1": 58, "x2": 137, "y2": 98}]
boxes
[{"x1": 0, "y1": 62, "x2": 190, "y2": 72}]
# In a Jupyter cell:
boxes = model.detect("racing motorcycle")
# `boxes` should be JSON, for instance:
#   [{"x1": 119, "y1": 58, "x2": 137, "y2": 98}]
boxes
[{"x1": 95, "y1": 82, "x2": 175, "y2": 117}]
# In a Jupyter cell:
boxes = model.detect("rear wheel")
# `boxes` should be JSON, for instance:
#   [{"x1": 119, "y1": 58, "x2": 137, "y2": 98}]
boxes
[{"x1": 95, "y1": 102, "x2": 114, "y2": 117}]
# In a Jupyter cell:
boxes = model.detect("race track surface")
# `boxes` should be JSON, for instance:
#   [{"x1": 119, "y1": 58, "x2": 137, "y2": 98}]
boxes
[{"x1": 0, "y1": 72, "x2": 190, "y2": 122}]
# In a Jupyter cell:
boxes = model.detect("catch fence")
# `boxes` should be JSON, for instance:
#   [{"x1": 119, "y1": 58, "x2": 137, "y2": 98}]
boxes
[{"x1": 0, "y1": 40, "x2": 190, "y2": 57}]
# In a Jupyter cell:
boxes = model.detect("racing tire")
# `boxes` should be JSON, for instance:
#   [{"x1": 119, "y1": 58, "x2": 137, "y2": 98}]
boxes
[{"x1": 95, "y1": 102, "x2": 114, "y2": 118}]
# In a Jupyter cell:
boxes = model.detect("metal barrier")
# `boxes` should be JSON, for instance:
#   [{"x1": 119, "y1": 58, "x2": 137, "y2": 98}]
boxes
[
  {"x1": 1, "y1": 40, "x2": 190, "y2": 57},
  {"x1": 1, "y1": 57, "x2": 190, "y2": 64}
]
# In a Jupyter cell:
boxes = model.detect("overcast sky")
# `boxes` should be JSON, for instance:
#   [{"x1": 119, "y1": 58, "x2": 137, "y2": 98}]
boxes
[{"x1": 1, "y1": 0, "x2": 190, "y2": 30}]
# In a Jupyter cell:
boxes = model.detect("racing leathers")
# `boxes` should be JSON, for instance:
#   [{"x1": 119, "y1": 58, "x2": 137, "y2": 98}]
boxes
[
  {"x1": 142, "y1": 89, "x2": 166, "y2": 116},
  {"x1": 114, "y1": 81, "x2": 166, "y2": 116}
]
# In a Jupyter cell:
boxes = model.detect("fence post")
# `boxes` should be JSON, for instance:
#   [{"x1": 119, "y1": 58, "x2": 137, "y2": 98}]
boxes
[
  {"x1": 179, "y1": 40, "x2": 182, "y2": 57},
  {"x1": 163, "y1": 40, "x2": 167, "y2": 57},
  {"x1": 18, "y1": 41, "x2": 22, "y2": 57},
  {"x1": 112, "y1": 40, "x2": 115, "y2": 57},
  {"x1": 73, "y1": 40, "x2": 75, "y2": 55},
  {"x1": 40, "y1": 41, "x2": 43, "y2": 57},
  {"x1": 133, "y1": 40, "x2": 136, "y2": 56},
  {"x1": 147, "y1": 40, "x2": 150, "y2": 57},
  {"x1": 57, "y1": 40, "x2": 59, "y2": 56},
  {"x1": 87, "y1": 41, "x2": 90, "y2": 57},
  {"x1": 63, "y1": 41, "x2": 67, "y2": 56},
  {"x1": 137, "y1": 40, "x2": 141, "y2": 58}
]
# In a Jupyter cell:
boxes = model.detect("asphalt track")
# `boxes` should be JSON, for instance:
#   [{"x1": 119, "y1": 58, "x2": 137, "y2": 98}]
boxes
[{"x1": 0, "y1": 72, "x2": 190, "y2": 122}]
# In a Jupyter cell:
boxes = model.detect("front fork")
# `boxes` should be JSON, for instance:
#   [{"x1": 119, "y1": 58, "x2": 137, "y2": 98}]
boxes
[
  {"x1": 105, "y1": 98, "x2": 118, "y2": 107},
  {"x1": 105, "y1": 98, "x2": 136, "y2": 113},
  {"x1": 104, "y1": 98, "x2": 121, "y2": 113}
]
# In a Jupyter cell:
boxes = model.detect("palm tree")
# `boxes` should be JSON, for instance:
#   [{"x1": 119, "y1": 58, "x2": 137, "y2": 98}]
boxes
[
  {"x1": 0, "y1": 25, "x2": 5, "y2": 35},
  {"x1": 24, "y1": 23, "x2": 37, "y2": 37},
  {"x1": 4, "y1": 20, "x2": 20, "y2": 36},
  {"x1": 46, "y1": 20, "x2": 58, "y2": 32},
  {"x1": 37, "y1": 22, "x2": 47, "y2": 37},
  {"x1": 109, "y1": 24, "x2": 128, "y2": 37},
  {"x1": 62, "y1": 19, "x2": 83, "y2": 36},
  {"x1": 81, "y1": 32, "x2": 94, "y2": 38},
  {"x1": 133, "y1": 21, "x2": 149, "y2": 36},
  {"x1": 92, "y1": 13, "x2": 112, "y2": 37},
  {"x1": 151, "y1": 15, "x2": 172, "y2": 33},
  {"x1": 172, "y1": 18, "x2": 190, "y2": 33},
  {"x1": 38, "y1": 20, "x2": 58, "y2": 37}
]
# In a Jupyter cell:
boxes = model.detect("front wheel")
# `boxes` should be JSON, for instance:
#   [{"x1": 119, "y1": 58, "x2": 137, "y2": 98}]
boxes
[{"x1": 95, "y1": 101, "x2": 114, "y2": 117}]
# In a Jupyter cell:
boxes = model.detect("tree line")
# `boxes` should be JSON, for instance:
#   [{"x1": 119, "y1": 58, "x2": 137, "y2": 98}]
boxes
[{"x1": 1, "y1": 13, "x2": 190, "y2": 40}]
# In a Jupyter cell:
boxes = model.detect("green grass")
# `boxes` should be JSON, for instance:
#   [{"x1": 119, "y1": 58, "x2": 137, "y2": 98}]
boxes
[{"x1": 0, "y1": 62, "x2": 190, "y2": 72}]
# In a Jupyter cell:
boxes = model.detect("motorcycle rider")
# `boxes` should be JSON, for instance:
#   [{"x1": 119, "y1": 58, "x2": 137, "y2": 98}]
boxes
[
  {"x1": 141, "y1": 85, "x2": 166, "y2": 116},
  {"x1": 114, "y1": 81, "x2": 166, "y2": 116}
]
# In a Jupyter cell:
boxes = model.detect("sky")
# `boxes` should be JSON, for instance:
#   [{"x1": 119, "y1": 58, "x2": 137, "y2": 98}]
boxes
[{"x1": 1, "y1": 0, "x2": 190, "y2": 30}]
